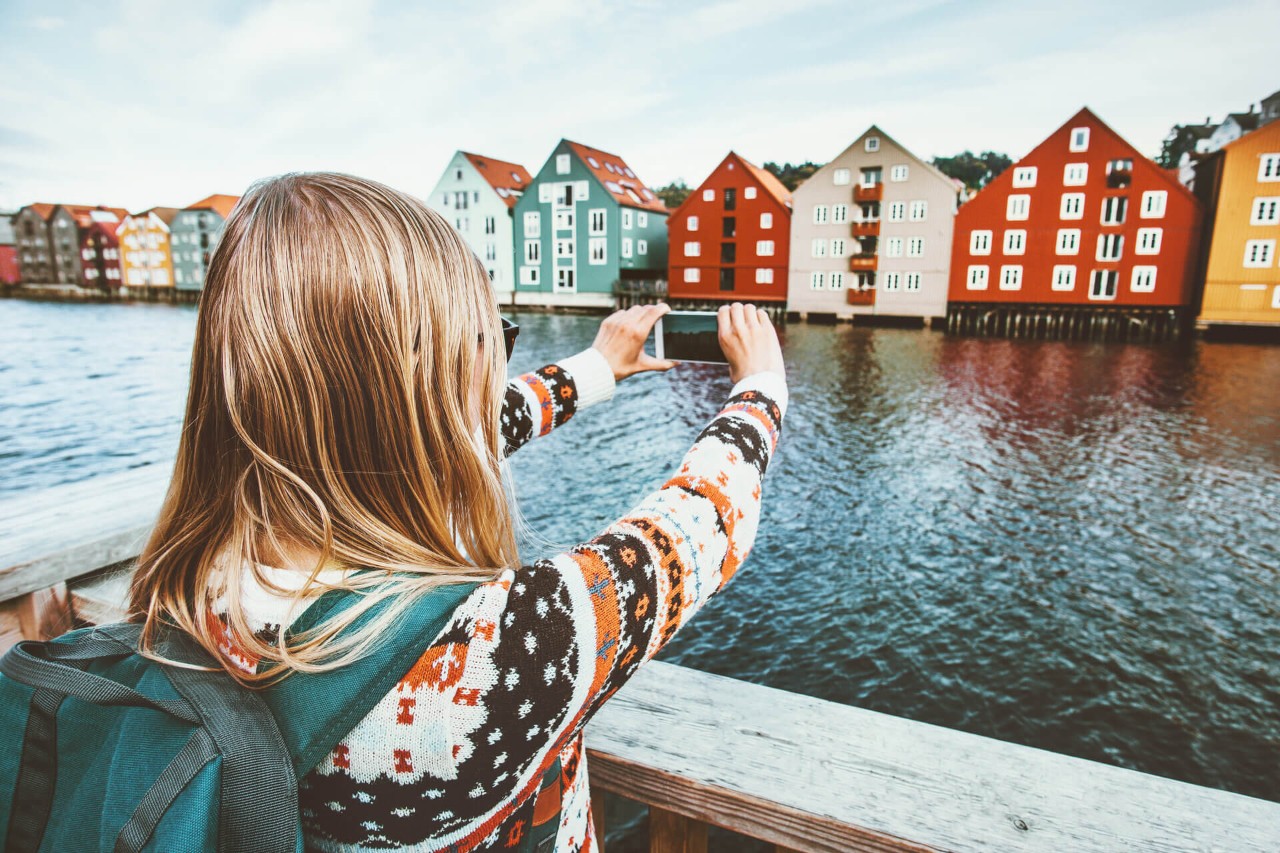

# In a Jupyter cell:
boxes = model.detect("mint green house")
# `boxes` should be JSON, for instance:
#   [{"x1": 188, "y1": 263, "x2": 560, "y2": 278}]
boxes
[{"x1": 512, "y1": 140, "x2": 669, "y2": 308}]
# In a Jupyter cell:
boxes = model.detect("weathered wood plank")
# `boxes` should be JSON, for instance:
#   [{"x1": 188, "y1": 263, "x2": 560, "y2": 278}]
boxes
[
  {"x1": 585, "y1": 662, "x2": 1280, "y2": 853},
  {"x1": 648, "y1": 807, "x2": 707, "y2": 853}
]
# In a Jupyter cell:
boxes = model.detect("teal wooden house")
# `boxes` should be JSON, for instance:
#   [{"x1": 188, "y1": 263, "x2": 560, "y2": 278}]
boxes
[{"x1": 512, "y1": 140, "x2": 669, "y2": 308}]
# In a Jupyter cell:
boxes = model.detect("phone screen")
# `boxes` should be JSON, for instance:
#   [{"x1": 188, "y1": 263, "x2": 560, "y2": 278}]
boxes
[{"x1": 657, "y1": 311, "x2": 727, "y2": 364}]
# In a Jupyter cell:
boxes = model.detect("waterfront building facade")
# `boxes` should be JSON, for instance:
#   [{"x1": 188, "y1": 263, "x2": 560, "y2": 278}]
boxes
[
  {"x1": 788, "y1": 126, "x2": 959, "y2": 320},
  {"x1": 12, "y1": 204, "x2": 56, "y2": 283},
  {"x1": 512, "y1": 140, "x2": 668, "y2": 309},
  {"x1": 0, "y1": 214, "x2": 20, "y2": 284},
  {"x1": 78, "y1": 211, "x2": 123, "y2": 289},
  {"x1": 118, "y1": 208, "x2": 179, "y2": 289},
  {"x1": 171, "y1": 194, "x2": 239, "y2": 291},
  {"x1": 1195, "y1": 120, "x2": 1280, "y2": 327},
  {"x1": 667, "y1": 152, "x2": 792, "y2": 304},
  {"x1": 948, "y1": 108, "x2": 1202, "y2": 317},
  {"x1": 426, "y1": 151, "x2": 532, "y2": 297}
]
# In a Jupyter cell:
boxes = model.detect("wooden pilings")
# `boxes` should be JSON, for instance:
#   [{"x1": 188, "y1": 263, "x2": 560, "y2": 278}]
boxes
[
  {"x1": 615, "y1": 288, "x2": 788, "y2": 324},
  {"x1": 945, "y1": 303, "x2": 1189, "y2": 343}
]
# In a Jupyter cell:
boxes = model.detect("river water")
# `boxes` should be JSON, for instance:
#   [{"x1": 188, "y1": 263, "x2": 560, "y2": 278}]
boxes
[{"x1": 1, "y1": 300, "x2": 1277, "y2": 822}]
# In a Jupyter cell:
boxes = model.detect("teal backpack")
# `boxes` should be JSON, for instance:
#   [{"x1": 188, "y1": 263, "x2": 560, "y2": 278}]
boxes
[{"x1": 0, "y1": 581, "x2": 479, "y2": 852}]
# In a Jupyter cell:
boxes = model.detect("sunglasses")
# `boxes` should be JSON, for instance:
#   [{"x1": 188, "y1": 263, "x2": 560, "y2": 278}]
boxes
[{"x1": 500, "y1": 317, "x2": 519, "y2": 362}]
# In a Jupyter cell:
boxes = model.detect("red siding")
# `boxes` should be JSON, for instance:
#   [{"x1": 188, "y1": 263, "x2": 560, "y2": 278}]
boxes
[
  {"x1": 0, "y1": 246, "x2": 18, "y2": 284},
  {"x1": 948, "y1": 108, "x2": 1202, "y2": 308},
  {"x1": 668, "y1": 152, "x2": 792, "y2": 303},
  {"x1": 80, "y1": 221, "x2": 123, "y2": 288}
]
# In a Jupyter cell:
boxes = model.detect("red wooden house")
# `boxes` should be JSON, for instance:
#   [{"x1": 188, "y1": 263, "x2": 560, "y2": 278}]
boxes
[
  {"x1": 668, "y1": 152, "x2": 792, "y2": 303},
  {"x1": 947, "y1": 108, "x2": 1201, "y2": 336},
  {"x1": 78, "y1": 210, "x2": 124, "y2": 289}
]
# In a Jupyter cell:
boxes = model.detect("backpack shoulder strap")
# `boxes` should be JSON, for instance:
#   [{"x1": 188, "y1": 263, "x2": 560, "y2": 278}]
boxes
[{"x1": 263, "y1": 579, "x2": 479, "y2": 776}]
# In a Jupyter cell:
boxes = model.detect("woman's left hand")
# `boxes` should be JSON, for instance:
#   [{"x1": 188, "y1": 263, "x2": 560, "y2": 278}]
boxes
[{"x1": 591, "y1": 303, "x2": 677, "y2": 381}]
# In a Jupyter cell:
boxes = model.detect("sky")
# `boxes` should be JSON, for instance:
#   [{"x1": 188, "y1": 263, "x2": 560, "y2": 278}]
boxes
[{"x1": 1, "y1": 0, "x2": 1276, "y2": 213}]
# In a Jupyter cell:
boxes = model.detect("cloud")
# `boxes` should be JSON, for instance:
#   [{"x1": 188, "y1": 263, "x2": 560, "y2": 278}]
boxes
[{"x1": 30, "y1": 16, "x2": 65, "y2": 30}]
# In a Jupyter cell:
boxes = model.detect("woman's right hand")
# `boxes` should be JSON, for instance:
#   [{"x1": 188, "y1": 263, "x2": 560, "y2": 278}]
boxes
[{"x1": 719, "y1": 303, "x2": 784, "y2": 385}]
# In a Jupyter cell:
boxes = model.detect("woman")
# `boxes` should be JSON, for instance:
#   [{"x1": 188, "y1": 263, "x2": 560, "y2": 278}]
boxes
[{"x1": 129, "y1": 172, "x2": 786, "y2": 851}]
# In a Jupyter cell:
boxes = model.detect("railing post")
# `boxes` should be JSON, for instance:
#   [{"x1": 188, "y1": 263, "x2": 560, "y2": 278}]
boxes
[{"x1": 648, "y1": 806, "x2": 707, "y2": 853}]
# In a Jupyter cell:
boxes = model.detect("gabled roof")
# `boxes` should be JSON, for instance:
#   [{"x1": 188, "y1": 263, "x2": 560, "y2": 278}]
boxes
[
  {"x1": 563, "y1": 140, "x2": 667, "y2": 213},
  {"x1": 460, "y1": 152, "x2": 532, "y2": 209},
  {"x1": 1224, "y1": 112, "x2": 1260, "y2": 132},
  {"x1": 801, "y1": 124, "x2": 957, "y2": 193},
  {"x1": 145, "y1": 206, "x2": 180, "y2": 225},
  {"x1": 1219, "y1": 112, "x2": 1280, "y2": 153},
  {"x1": 23, "y1": 203, "x2": 57, "y2": 221},
  {"x1": 737, "y1": 153, "x2": 793, "y2": 207},
  {"x1": 59, "y1": 204, "x2": 129, "y2": 229},
  {"x1": 184, "y1": 194, "x2": 240, "y2": 218}
]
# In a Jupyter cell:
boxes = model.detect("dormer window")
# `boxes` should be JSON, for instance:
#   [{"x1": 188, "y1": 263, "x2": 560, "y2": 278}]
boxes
[
  {"x1": 865, "y1": 136, "x2": 880, "y2": 152},
  {"x1": 1069, "y1": 127, "x2": 1090, "y2": 152},
  {"x1": 556, "y1": 154, "x2": 570, "y2": 174}
]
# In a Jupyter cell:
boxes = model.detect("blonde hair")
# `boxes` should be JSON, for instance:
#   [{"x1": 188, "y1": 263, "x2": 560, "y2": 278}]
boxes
[{"x1": 129, "y1": 172, "x2": 515, "y2": 685}]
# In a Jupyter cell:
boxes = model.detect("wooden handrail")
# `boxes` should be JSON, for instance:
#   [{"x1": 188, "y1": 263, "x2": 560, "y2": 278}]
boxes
[{"x1": 3, "y1": 473, "x2": 1280, "y2": 852}]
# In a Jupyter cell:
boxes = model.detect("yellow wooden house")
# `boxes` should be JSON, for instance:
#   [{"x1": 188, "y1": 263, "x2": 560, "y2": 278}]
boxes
[{"x1": 118, "y1": 207, "x2": 179, "y2": 289}]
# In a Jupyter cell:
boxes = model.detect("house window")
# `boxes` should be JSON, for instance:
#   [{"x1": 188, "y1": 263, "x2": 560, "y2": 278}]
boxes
[
  {"x1": 722, "y1": 216, "x2": 737, "y2": 238},
  {"x1": 554, "y1": 210, "x2": 574, "y2": 230},
  {"x1": 810, "y1": 271, "x2": 825, "y2": 290},
  {"x1": 909, "y1": 201, "x2": 928, "y2": 221},
  {"x1": 1101, "y1": 196, "x2": 1128, "y2": 225},
  {"x1": 1056, "y1": 229, "x2": 1080, "y2": 255},
  {"x1": 811, "y1": 239, "x2": 827, "y2": 258},
  {"x1": 683, "y1": 268, "x2": 700, "y2": 283},
  {"x1": 861, "y1": 167, "x2": 882, "y2": 186},
  {"x1": 638, "y1": 212, "x2": 648, "y2": 227},
  {"x1": 556, "y1": 239, "x2": 574, "y2": 259},
  {"x1": 1106, "y1": 159, "x2": 1133, "y2": 188},
  {"x1": 1244, "y1": 239, "x2": 1276, "y2": 267},
  {"x1": 755, "y1": 239, "x2": 775, "y2": 257},
  {"x1": 830, "y1": 238, "x2": 845, "y2": 257},
  {"x1": 703, "y1": 188, "x2": 715, "y2": 202},
  {"x1": 724, "y1": 188, "x2": 737, "y2": 210},
  {"x1": 883, "y1": 272, "x2": 901, "y2": 291},
  {"x1": 485, "y1": 242, "x2": 497, "y2": 261},
  {"x1": 524, "y1": 212, "x2": 541, "y2": 238},
  {"x1": 1141, "y1": 191, "x2": 1168, "y2": 219},
  {"x1": 970, "y1": 230, "x2": 992, "y2": 255},
  {"x1": 621, "y1": 238, "x2": 633, "y2": 258},
  {"x1": 833, "y1": 168, "x2": 851, "y2": 186},
  {"x1": 832, "y1": 204, "x2": 849, "y2": 223},
  {"x1": 1131, "y1": 266, "x2": 1157, "y2": 292},
  {"x1": 1012, "y1": 167, "x2": 1037, "y2": 187},
  {"x1": 687, "y1": 215, "x2": 699, "y2": 231},
  {"x1": 556, "y1": 154, "x2": 571, "y2": 174},
  {"x1": 967, "y1": 265, "x2": 989, "y2": 290},
  {"x1": 865, "y1": 136, "x2": 880, "y2": 152},
  {"x1": 760, "y1": 212, "x2": 772, "y2": 229},
  {"x1": 907, "y1": 237, "x2": 924, "y2": 257},
  {"x1": 473, "y1": 191, "x2": 480, "y2": 203},
  {"x1": 524, "y1": 240, "x2": 541, "y2": 264},
  {"x1": 622, "y1": 210, "x2": 633, "y2": 229},
  {"x1": 1097, "y1": 233, "x2": 1124, "y2": 260},
  {"x1": 1250, "y1": 197, "x2": 1280, "y2": 225},
  {"x1": 1070, "y1": 127, "x2": 1090, "y2": 151},
  {"x1": 1089, "y1": 269, "x2": 1118, "y2": 300},
  {"x1": 1063, "y1": 163, "x2": 1088, "y2": 186},
  {"x1": 519, "y1": 266, "x2": 540, "y2": 285},
  {"x1": 1257, "y1": 153, "x2": 1280, "y2": 181},
  {"x1": 829, "y1": 272, "x2": 845, "y2": 290},
  {"x1": 744, "y1": 187, "x2": 757, "y2": 199},
  {"x1": 455, "y1": 168, "x2": 463, "y2": 181},
  {"x1": 890, "y1": 165, "x2": 909, "y2": 182},
  {"x1": 484, "y1": 216, "x2": 496, "y2": 235},
  {"x1": 637, "y1": 239, "x2": 647, "y2": 255},
  {"x1": 1007, "y1": 194, "x2": 1030, "y2": 220},
  {"x1": 685, "y1": 241, "x2": 701, "y2": 257},
  {"x1": 885, "y1": 238, "x2": 904, "y2": 257},
  {"x1": 1136, "y1": 228, "x2": 1163, "y2": 255},
  {"x1": 442, "y1": 193, "x2": 451, "y2": 207},
  {"x1": 887, "y1": 201, "x2": 906, "y2": 222},
  {"x1": 1052, "y1": 265, "x2": 1076, "y2": 291},
  {"x1": 905, "y1": 272, "x2": 921, "y2": 292},
  {"x1": 556, "y1": 268, "x2": 575, "y2": 291},
  {"x1": 756, "y1": 268, "x2": 774, "y2": 284},
  {"x1": 1003, "y1": 230, "x2": 1026, "y2": 255},
  {"x1": 589, "y1": 209, "x2": 607, "y2": 235},
  {"x1": 1061, "y1": 193, "x2": 1085, "y2": 220},
  {"x1": 813, "y1": 205, "x2": 829, "y2": 224},
  {"x1": 999, "y1": 265, "x2": 1023, "y2": 290}
]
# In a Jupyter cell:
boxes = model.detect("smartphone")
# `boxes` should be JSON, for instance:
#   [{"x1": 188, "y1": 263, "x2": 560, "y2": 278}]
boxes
[{"x1": 653, "y1": 310, "x2": 727, "y2": 364}]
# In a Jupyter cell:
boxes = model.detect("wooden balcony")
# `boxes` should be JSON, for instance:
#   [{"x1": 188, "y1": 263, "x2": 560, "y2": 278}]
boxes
[
  {"x1": 846, "y1": 288, "x2": 876, "y2": 306},
  {"x1": 4, "y1": 469, "x2": 1280, "y2": 853},
  {"x1": 853, "y1": 183, "x2": 884, "y2": 202},
  {"x1": 850, "y1": 220, "x2": 880, "y2": 238},
  {"x1": 849, "y1": 253, "x2": 878, "y2": 272}
]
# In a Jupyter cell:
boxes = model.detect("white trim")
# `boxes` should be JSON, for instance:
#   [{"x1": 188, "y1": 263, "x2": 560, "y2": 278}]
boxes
[
  {"x1": 1052, "y1": 264, "x2": 1076, "y2": 291},
  {"x1": 908, "y1": 200, "x2": 928, "y2": 222},
  {"x1": 883, "y1": 272, "x2": 901, "y2": 292},
  {"x1": 833, "y1": 168, "x2": 851, "y2": 186},
  {"x1": 1130, "y1": 265, "x2": 1157, "y2": 293},
  {"x1": 890, "y1": 165, "x2": 909, "y2": 182},
  {"x1": 1140, "y1": 190, "x2": 1168, "y2": 219},
  {"x1": 1006, "y1": 194, "x2": 1030, "y2": 221},
  {"x1": 1063, "y1": 163, "x2": 1088, "y2": 187},
  {"x1": 760, "y1": 212, "x2": 773, "y2": 229},
  {"x1": 1088, "y1": 269, "x2": 1118, "y2": 300},
  {"x1": 744, "y1": 186, "x2": 757, "y2": 200},
  {"x1": 1069, "y1": 127, "x2": 1090, "y2": 152},
  {"x1": 684, "y1": 241, "x2": 701, "y2": 257},
  {"x1": 1056, "y1": 228, "x2": 1080, "y2": 256},
  {"x1": 1135, "y1": 227, "x2": 1162, "y2": 256},
  {"x1": 1003, "y1": 229, "x2": 1026, "y2": 256},
  {"x1": 966, "y1": 265, "x2": 989, "y2": 290},
  {"x1": 907, "y1": 237, "x2": 924, "y2": 257},
  {"x1": 1096, "y1": 233, "x2": 1123, "y2": 261},
  {"x1": 1060, "y1": 193, "x2": 1085, "y2": 220},
  {"x1": 683, "y1": 267, "x2": 700, "y2": 283},
  {"x1": 1258, "y1": 153, "x2": 1280, "y2": 182},
  {"x1": 687, "y1": 214, "x2": 699, "y2": 232},
  {"x1": 999, "y1": 264, "x2": 1023, "y2": 290},
  {"x1": 755, "y1": 268, "x2": 773, "y2": 284},
  {"x1": 970, "y1": 230, "x2": 992, "y2": 256},
  {"x1": 1243, "y1": 239, "x2": 1275, "y2": 268},
  {"x1": 1012, "y1": 167, "x2": 1037, "y2": 188},
  {"x1": 1250, "y1": 197, "x2": 1280, "y2": 226}
]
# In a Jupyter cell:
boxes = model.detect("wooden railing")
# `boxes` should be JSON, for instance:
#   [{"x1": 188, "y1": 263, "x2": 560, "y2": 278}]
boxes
[{"x1": 3, "y1": 467, "x2": 1280, "y2": 852}]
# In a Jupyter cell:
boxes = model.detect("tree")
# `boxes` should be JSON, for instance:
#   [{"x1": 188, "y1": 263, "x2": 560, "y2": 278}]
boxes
[
  {"x1": 931, "y1": 151, "x2": 1013, "y2": 191},
  {"x1": 1155, "y1": 124, "x2": 1210, "y2": 169},
  {"x1": 762, "y1": 161, "x2": 824, "y2": 191},
  {"x1": 654, "y1": 180, "x2": 692, "y2": 209}
]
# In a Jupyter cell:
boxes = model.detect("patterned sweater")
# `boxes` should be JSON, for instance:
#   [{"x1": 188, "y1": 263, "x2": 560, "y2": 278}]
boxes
[{"x1": 218, "y1": 347, "x2": 787, "y2": 852}]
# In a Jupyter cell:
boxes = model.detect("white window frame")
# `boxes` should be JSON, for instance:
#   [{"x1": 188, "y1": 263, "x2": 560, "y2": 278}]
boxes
[
  {"x1": 890, "y1": 165, "x2": 909, "y2": 182},
  {"x1": 756, "y1": 240, "x2": 775, "y2": 257},
  {"x1": 1250, "y1": 197, "x2": 1280, "y2": 225},
  {"x1": 810, "y1": 271, "x2": 825, "y2": 290},
  {"x1": 687, "y1": 214, "x2": 699, "y2": 232},
  {"x1": 589, "y1": 237, "x2": 607, "y2": 265},
  {"x1": 967, "y1": 265, "x2": 989, "y2": 290},
  {"x1": 621, "y1": 237, "x2": 633, "y2": 258},
  {"x1": 1012, "y1": 167, "x2": 1037, "y2": 188},
  {"x1": 1141, "y1": 190, "x2": 1168, "y2": 219},
  {"x1": 555, "y1": 268, "x2": 575, "y2": 292},
  {"x1": 755, "y1": 268, "x2": 773, "y2": 284},
  {"x1": 637, "y1": 238, "x2": 647, "y2": 255},
  {"x1": 970, "y1": 230, "x2": 992, "y2": 256},
  {"x1": 833, "y1": 168, "x2": 851, "y2": 186},
  {"x1": 885, "y1": 238, "x2": 904, "y2": 258},
  {"x1": 684, "y1": 241, "x2": 701, "y2": 257},
  {"x1": 622, "y1": 209, "x2": 633, "y2": 229},
  {"x1": 1089, "y1": 269, "x2": 1118, "y2": 300},
  {"x1": 1070, "y1": 127, "x2": 1090, "y2": 152},
  {"x1": 760, "y1": 212, "x2": 773, "y2": 229},
  {"x1": 1003, "y1": 230, "x2": 1026, "y2": 256},
  {"x1": 524, "y1": 240, "x2": 540, "y2": 264},
  {"x1": 1060, "y1": 193, "x2": 1085, "y2": 220},
  {"x1": 829, "y1": 238, "x2": 845, "y2": 258},
  {"x1": 865, "y1": 136, "x2": 880, "y2": 152},
  {"x1": 829, "y1": 272, "x2": 845, "y2": 290},
  {"x1": 1101, "y1": 196, "x2": 1128, "y2": 226},
  {"x1": 589, "y1": 208, "x2": 607, "y2": 236},
  {"x1": 1136, "y1": 228, "x2": 1163, "y2": 256},
  {"x1": 556, "y1": 239, "x2": 575, "y2": 260},
  {"x1": 909, "y1": 200, "x2": 928, "y2": 221},
  {"x1": 905, "y1": 273, "x2": 921, "y2": 292},
  {"x1": 832, "y1": 204, "x2": 849, "y2": 224},
  {"x1": 523, "y1": 212, "x2": 541, "y2": 238},
  {"x1": 638, "y1": 212, "x2": 648, "y2": 227},
  {"x1": 882, "y1": 272, "x2": 901, "y2": 292},
  {"x1": 907, "y1": 237, "x2": 924, "y2": 257},
  {"x1": 813, "y1": 205, "x2": 829, "y2": 224},
  {"x1": 556, "y1": 153, "x2": 571, "y2": 174},
  {"x1": 1243, "y1": 239, "x2": 1275, "y2": 268},
  {"x1": 744, "y1": 186, "x2": 757, "y2": 199},
  {"x1": 1063, "y1": 163, "x2": 1088, "y2": 187},
  {"x1": 999, "y1": 264, "x2": 1023, "y2": 290},
  {"x1": 1052, "y1": 264, "x2": 1076, "y2": 291},
  {"x1": 1007, "y1": 194, "x2": 1030, "y2": 221},
  {"x1": 1131, "y1": 266, "x2": 1157, "y2": 293},
  {"x1": 1056, "y1": 228, "x2": 1080, "y2": 256},
  {"x1": 1096, "y1": 233, "x2": 1123, "y2": 261},
  {"x1": 887, "y1": 201, "x2": 906, "y2": 222},
  {"x1": 1258, "y1": 153, "x2": 1280, "y2": 182},
  {"x1": 519, "y1": 266, "x2": 540, "y2": 285},
  {"x1": 811, "y1": 238, "x2": 827, "y2": 258},
  {"x1": 703, "y1": 188, "x2": 715, "y2": 202}
]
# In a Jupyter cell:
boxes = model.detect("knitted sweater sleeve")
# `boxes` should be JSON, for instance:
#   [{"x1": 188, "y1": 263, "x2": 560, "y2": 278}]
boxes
[{"x1": 501, "y1": 348, "x2": 616, "y2": 458}]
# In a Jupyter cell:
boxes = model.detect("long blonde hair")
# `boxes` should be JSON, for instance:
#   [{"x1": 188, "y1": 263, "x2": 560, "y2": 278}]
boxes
[{"x1": 129, "y1": 172, "x2": 516, "y2": 684}]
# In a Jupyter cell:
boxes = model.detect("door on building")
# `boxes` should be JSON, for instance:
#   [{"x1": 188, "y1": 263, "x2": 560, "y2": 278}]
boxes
[
  {"x1": 719, "y1": 268, "x2": 734, "y2": 291},
  {"x1": 555, "y1": 268, "x2": 575, "y2": 292}
]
